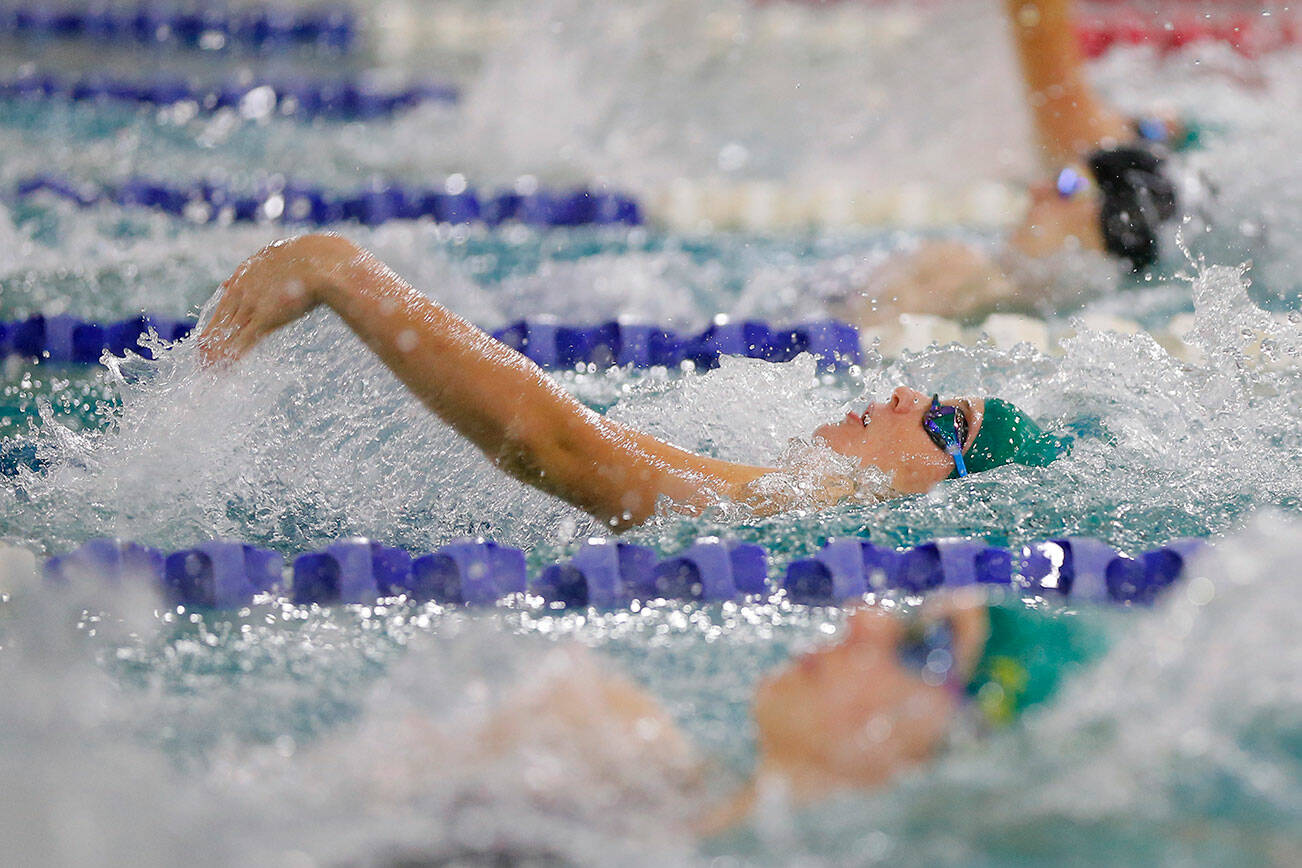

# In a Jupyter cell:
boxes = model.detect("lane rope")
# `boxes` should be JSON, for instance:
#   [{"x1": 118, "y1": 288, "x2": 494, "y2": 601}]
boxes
[
  {"x1": 1076, "y1": 13, "x2": 1301, "y2": 59},
  {"x1": 0, "y1": 308, "x2": 1241, "y2": 374},
  {"x1": 56, "y1": 306, "x2": 1269, "y2": 379},
  {"x1": 2, "y1": 70, "x2": 456, "y2": 119},
  {"x1": 3, "y1": 3, "x2": 1292, "y2": 60},
  {"x1": 14, "y1": 171, "x2": 1025, "y2": 230},
  {"x1": 0, "y1": 313, "x2": 860, "y2": 371},
  {"x1": 0, "y1": 2, "x2": 355, "y2": 52},
  {"x1": 32, "y1": 533, "x2": 1208, "y2": 609},
  {"x1": 14, "y1": 174, "x2": 643, "y2": 228},
  {"x1": 361, "y1": 2, "x2": 1300, "y2": 60},
  {"x1": 0, "y1": 312, "x2": 193, "y2": 364}
]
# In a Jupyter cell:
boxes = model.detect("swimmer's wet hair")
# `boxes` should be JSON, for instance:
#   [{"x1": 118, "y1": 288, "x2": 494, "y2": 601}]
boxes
[{"x1": 1088, "y1": 145, "x2": 1179, "y2": 272}]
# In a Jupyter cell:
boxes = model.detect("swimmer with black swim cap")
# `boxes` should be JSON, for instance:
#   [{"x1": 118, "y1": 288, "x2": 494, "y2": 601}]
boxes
[
  {"x1": 824, "y1": 0, "x2": 1197, "y2": 330},
  {"x1": 843, "y1": 140, "x2": 1188, "y2": 330},
  {"x1": 200, "y1": 235, "x2": 1068, "y2": 529}
]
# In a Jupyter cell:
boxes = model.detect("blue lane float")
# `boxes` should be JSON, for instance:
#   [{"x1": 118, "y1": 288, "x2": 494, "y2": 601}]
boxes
[
  {"x1": 413, "y1": 540, "x2": 528, "y2": 606},
  {"x1": 294, "y1": 539, "x2": 407, "y2": 605},
  {"x1": 490, "y1": 318, "x2": 861, "y2": 371},
  {"x1": 1, "y1": 71, "x2": 457, "y2": 119},
  {"x1": 0, "y1": 313, "x2": 193, "y2": 363},
  {"x1": 534, "y1": 540, "x2": 659, "y2": 609},
  {"x1": 41, "y1": 534, "x2": 1209, "y2": 610},
  {"x1": 44, "y1": 537, "x2": 164, "y2": 588},
  {"x1": 0, "y1": 313, "x2": 862, "y2": 371},
  {"x1": 0, "y1": 3, "x2": 355, "y2": 52},
  {"x1": 14, "y1": 174, "x2": 644, "y2": 229},
  {"x1": 534, "y1": 538, "x2": 768, "y2": 607},
  {"x1": 781, "y1": 536, "x2": 1208, "y2": 605},
  {"x1": 163, "y1": 541, "x2": 282, "y2": 608}
]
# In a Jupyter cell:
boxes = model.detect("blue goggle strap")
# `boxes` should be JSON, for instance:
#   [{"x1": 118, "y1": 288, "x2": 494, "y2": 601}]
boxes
[
  {"x1": 924, "y1": 408, "x2": 969, "y2": 478},
  {"x1": 948, "y1": 443, "x2": 968, "y2": 478}
]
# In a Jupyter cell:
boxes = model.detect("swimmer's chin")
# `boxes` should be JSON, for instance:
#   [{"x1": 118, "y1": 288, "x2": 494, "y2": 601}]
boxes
[
  {"x1": 810, "y1": 422, "x2": 864, "y2": 458},
  {"x1": 810, "y1": 423, "x2": 836, "y2": 447}
]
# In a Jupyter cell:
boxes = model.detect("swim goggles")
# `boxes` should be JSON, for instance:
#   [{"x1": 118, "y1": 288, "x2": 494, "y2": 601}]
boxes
[
  {"x1": 1055, "y1": 166, "x2": 1089, "y2": 199},
  {"x1": 922, "y1": 395, "x2": 968, "y2": 478}
]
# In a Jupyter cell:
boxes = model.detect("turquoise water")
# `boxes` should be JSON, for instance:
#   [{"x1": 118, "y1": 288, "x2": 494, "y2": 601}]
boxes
[{"x1": 2, "y1": 1, "x2": 1302, "y2": 865}]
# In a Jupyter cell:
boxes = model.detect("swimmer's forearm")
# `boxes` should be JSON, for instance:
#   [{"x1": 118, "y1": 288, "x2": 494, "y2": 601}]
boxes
[
  {"x1": 316, "y1": 241, "x2": 560, "y2": 462},
  {"x1": 1004, "y1": 0, "x2": 1128, "y2": 162},
  {"x1": 312, "y1": 237, "x2": 738, "y2": 527}
]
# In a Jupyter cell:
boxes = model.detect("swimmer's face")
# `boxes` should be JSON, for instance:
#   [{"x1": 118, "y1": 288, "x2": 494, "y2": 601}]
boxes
[
  {"x1": 1008, "y1": 174, "x2": 1105, "y2": 259},
  {"x1": 812, "y1": 387, "x2": 983, "y2": 493},
  {"x1": 753, "y1": 608, "x2": 955, "y2": 789}
]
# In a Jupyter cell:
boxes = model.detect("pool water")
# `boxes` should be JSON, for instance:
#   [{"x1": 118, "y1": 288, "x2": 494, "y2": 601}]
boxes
[{"x1": 2, "y1": 1, "x2": 1302, "y2": 865}]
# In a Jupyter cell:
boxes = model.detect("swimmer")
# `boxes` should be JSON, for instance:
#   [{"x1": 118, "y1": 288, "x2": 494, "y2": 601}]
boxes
[
  {"x1": 837, "y1": 0, "x2": 1185, "y2": 328},
  {"x1": 369, "y1": 592, "x2": 1103, "y2": 838},
  {"x1": 199, "y1": 234, "x2": 1065, "y2": 530}
]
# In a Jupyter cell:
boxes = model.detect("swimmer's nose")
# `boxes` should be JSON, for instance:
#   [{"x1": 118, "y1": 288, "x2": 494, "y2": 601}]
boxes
[{"x1": 889, "y1": 386, "x2": 925, "y2": 413}]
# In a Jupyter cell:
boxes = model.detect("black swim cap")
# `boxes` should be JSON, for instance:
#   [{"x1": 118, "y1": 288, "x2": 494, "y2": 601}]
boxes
[{"x1": 1087, "y1": 145, "x2": 1179, "y2": 272}]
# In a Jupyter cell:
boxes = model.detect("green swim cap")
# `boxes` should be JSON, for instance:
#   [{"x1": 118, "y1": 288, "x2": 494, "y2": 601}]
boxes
[{"x1": 951, "y1": 398, "x2": 1068, "y2": 478}]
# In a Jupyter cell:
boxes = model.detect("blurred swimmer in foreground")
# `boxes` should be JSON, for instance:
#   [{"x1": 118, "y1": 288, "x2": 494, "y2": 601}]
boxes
[
  {"x1": 200, "y1": 234, "x2": 1066, "y2": 530},
  {"x1": 355, "y1": 592, "x2": 1102, "y2": 838},
  {"x1": 839, "y1": 0, "x2": 1186, "y2": 328}
]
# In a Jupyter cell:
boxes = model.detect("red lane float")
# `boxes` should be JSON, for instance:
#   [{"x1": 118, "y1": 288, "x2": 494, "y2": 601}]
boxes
[{"x1": 1077, "y1": 14, "x2": 1300, "y2": 58}]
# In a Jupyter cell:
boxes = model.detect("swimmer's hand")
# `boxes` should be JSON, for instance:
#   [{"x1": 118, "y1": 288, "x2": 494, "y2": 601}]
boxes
[{"x1": 198, "y1": 234, "x2": 353, "y2": 365}]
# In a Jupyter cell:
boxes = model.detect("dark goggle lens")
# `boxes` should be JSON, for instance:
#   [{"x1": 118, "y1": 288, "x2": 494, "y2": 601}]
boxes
[
  {"x1": 924, "y1": 396, "x2": 970, "y2": 478},
  {"x1": 922, "y1": 396, "x2": 966, "y2": 452}
]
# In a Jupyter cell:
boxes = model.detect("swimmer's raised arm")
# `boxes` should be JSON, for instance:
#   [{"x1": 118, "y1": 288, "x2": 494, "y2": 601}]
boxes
[
  {"x1": 199, "y1": 234, "x2": 774, "y2": 530},
  {"x1": 1004, "y1": 0, "x2": 1132, "y2": 164}
]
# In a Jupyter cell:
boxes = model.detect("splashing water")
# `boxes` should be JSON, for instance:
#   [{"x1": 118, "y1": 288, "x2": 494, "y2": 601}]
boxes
[{"x1": 2, "y1": 2, "x2": 1302, "y2": 863}]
